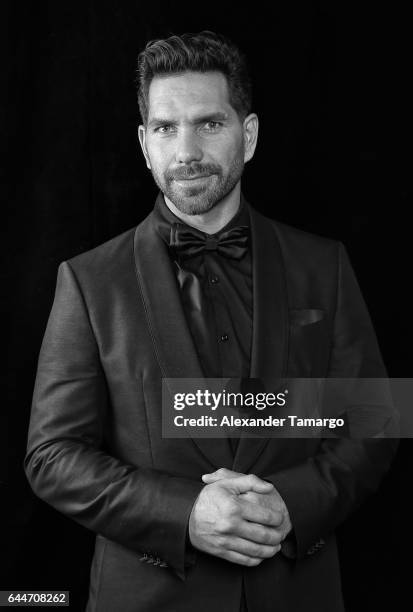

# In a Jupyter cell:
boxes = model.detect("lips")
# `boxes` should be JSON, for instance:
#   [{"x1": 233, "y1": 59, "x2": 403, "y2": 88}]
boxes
[{"x1": 173, "y1": 174, "x2": 212, "y2": 181}]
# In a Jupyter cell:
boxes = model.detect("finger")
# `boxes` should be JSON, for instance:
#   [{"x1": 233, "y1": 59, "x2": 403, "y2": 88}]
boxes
[
  {"x1": 220, "y1": 550, "x2": 263, "y2": 567},
  {"x1": 225, "y1": 536, "x2": 281, "y2": 559},
  {"x1": 239, "y1": 498, "x2": 284, "y2": 527},
  {"x1": 225, "y1": 474, "x2": 274, "y2": 495},
  {"x1": 202, "y1": 468, "x2": 243, "y2": 483},
  {"x1": 235, "y1": 521, "x2": 284, "y2": 546}
]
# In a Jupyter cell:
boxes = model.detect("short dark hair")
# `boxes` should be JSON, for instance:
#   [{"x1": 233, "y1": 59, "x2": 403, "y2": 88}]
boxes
[{"x1": 136, "y1": 31, "x2": 252, "y2": 124}]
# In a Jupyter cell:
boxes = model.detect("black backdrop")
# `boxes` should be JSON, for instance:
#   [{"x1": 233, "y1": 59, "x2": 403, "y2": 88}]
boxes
[{"x1": 3, "y1": 1, "x2": 411, "y2": 610}]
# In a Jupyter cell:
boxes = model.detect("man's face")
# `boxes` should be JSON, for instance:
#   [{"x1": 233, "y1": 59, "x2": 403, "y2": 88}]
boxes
[{"x1": 138, "y1": 71, "x2": 257, "y2": 215}]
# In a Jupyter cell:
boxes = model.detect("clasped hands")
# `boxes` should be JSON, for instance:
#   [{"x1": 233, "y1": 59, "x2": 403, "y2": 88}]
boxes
[{"x1": 189, "y1": 468, "x2": 292, "y2": 567}]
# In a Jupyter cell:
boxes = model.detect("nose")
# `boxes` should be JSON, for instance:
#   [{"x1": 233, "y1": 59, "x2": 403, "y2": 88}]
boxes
[{"x1": 175, "y1": 128, "x2": 203, "y2": 164}]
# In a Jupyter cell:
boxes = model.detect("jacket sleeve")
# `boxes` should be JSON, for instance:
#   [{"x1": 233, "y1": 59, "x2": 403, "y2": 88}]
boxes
[
  {"x1": 24, "y1": 261, "x2": 203, "y2": 580},
  {"x1": 265, "y1": 242, "x2": 398, "y2": 559}
]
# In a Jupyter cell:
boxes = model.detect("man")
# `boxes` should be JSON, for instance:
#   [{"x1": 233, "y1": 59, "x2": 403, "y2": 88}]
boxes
[{"x1": 25, "y1": 31, "x2": 396, "y2": 612}]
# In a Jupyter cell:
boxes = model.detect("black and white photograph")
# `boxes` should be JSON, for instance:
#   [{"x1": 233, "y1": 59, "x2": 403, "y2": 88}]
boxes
[{"x1": 3, "y1": 2, "x2": 411, "y2": 611}]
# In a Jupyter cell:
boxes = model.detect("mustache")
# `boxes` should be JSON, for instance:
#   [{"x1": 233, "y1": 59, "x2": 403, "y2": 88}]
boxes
[{"x1": 166, "y1": 163, "x2": 221, "y2": 181}]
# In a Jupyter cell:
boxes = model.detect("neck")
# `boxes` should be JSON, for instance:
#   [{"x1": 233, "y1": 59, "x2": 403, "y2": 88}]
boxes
[{"x1": 164, "y1": 182, "x2": 241, "y2": 234}]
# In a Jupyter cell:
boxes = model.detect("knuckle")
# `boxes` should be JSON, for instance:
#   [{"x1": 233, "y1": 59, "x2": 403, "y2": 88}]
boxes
[
  {"x1": 221, "y1": 512, "x2": 240, "y2": 533},
  {"x1": 243, "y1": 491, "x2": 254, "y2": 502},
  {"x1": 272, "y1": 510, "x2": 283, "y2": 525},
  {"x1": 247, "y1": 556, "x2": 262, "y2": 567},
  {"x1": 220, "y1": 550, "x2": 232, "y2": 563},
  {"x1": 263, "y1": 529, "x2": 274, "y2": 545},
  {"x1": 217, "y1": 518, "x2": 232, "y2": 534},
  {"x1": 244, "y1": 556, "x2": 255, "y2": 567},
  {"x1": 250, "y1": 544, "x2": 262, "y2": 557},
  {"x1": 226, "y1": 501, "x2": 239, "y2": 518},
  {"x1": 274, "y1": 510, "x2": 283, "y2": 524},
  {"x1": 266, "y1": 528, "x2": 281, "y2": 545},
  {"x1": 263, "y1": 510, "x2": 272, "y2": 524},
  {"x1": 216, "y1": 535, "x2": 228, "y2": 548}
]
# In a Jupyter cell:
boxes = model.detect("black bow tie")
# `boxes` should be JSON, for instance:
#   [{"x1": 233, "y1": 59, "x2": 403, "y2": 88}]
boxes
[{"x1": 169, "y1": 223, "x2": 249, "y2": 260}]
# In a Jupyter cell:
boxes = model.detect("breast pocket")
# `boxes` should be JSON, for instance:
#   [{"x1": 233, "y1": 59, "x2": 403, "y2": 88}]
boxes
[{"x1": 287, "y1": 309, "x2": 331, "y2": 377}]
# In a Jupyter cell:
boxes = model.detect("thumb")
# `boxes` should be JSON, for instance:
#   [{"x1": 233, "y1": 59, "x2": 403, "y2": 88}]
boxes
[
  {"x1": 224, "y1": 474, "x2": 274, "y2": 495},
  {"x1": 202, "y1": 473, "x2": 220, "y2": 483},
  {"x1": 202, "y1": 468, "x2": 242, "y2": 483}
]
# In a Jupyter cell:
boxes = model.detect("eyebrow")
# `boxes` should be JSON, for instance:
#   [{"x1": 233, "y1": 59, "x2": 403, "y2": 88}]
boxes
[{"x1": 148, "y1": 112, "x2": 229, "y2": 128}]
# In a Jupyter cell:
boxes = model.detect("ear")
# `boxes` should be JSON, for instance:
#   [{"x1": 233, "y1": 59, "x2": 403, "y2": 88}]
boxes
[
  {"x1": 242, "y1": 113, "x2": 259, "y2": 163},
  {"x1": 138, "y1": 124, "x2": 151, "y2": 169}
]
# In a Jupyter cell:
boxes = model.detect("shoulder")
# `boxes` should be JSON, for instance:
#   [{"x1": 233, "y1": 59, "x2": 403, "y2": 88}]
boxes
[
  {"x1": 67, "y1": 226, "x2": 137, "y2": 271},
  {"x1": 59, "y1": 222, "x2": 144, "y2": 295},
  {"x1": 252, "y1": 207, "x2": 341, "y2": 263},
  {"x1": 270, "y1": 216, "x2": 338, "y2": 251}
]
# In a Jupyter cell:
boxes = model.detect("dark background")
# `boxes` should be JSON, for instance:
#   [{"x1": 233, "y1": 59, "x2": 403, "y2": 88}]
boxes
[{"x1": 3, "y1": 1, "x2": 411, "y2": 610}]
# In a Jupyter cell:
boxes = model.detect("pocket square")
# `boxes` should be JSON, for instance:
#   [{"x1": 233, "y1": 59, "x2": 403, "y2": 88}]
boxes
[{"x1": 290, "y1": 308, "x2": 325, "y2": 326}]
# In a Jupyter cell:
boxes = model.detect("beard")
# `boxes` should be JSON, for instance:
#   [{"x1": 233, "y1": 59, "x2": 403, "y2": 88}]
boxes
[{"x1": 149, "y1": 152, "x2": 245, "y2": 215}]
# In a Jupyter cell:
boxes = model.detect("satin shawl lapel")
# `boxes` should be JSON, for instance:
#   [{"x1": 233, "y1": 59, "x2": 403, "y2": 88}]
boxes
[
  {"x1": 134, "y1": 211, "x2": 233, "y2": 469},
  {"x1": 232, "y1": 206, "x2": 289, "y2": 473}
]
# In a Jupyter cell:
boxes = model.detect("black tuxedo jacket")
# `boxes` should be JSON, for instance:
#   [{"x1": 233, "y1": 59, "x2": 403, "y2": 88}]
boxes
[{"x1": 25, "y1": 198, "x2": 396, "y2": 612}]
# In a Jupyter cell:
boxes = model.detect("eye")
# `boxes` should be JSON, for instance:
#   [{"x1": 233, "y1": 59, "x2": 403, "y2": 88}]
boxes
[
  {"x1": 203, "y1": 121, "x2": 222, "y2": 132},
  {"x1": 155, "y1": 124, "x2": 176, "y2": 134}
]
